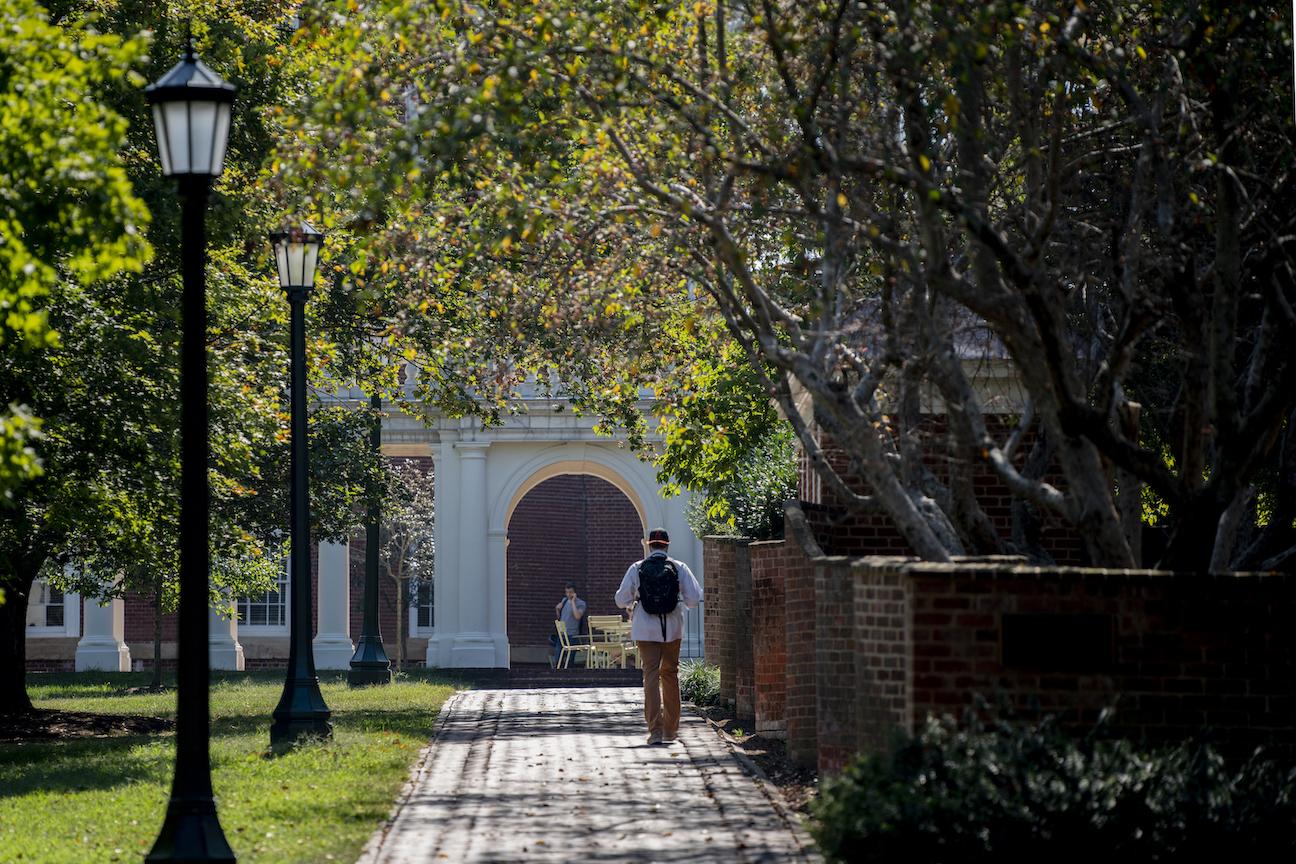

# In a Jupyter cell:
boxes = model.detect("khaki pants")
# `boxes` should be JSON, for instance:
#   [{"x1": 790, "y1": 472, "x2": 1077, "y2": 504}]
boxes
[{"x1": 637, "y1": 639, "x2": 682, "y2": 738}]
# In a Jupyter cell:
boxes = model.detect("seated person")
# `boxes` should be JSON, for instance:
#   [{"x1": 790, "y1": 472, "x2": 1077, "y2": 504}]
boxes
[{"x1": 550, "y1": 582, "x2": 587, "y2": 667}]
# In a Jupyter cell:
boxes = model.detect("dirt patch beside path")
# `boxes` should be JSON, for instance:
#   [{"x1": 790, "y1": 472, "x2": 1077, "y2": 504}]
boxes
[
  {"x1": 693, "y1": 703, "x2": 819, "y2": 815},
  {"x1": 0, "y1": 709, "x2": 172, "y2": 741}
]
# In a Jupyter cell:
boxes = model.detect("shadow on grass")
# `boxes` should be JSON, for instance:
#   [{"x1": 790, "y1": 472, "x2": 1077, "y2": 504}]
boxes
[
  {"x1": 24, "y1": 671, "x2": 168, "y2": 701},
  {"x1": 10, "y1": 672, "x2": 460, "y2": 796},
  {"x1": 0, "y1": 734, "x2": 170, "y2": 800},
  {"x1": 205, "y1": 706, "x2": 443, "y2": 742}
]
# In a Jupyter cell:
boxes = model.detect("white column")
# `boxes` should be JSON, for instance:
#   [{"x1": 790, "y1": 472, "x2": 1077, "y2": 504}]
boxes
[
  {"x1": 426, "y1": 430, "x2": 459, "y2": 668},
  {"x1": 75, "y1": 596, "x2": 130, "y2": 672},
  {"x1": 209, "y1": 600, "x2": 245, "y2": 670},
  {"x1": 487, "y1": 528, "x2": 509, "y2": 667},
  {"x1": 669, "y1": 492, "x2": 705, "y2": 659},
  {"x1": 451, "y1": 441, "x2": 497, "y2": 667},
  {"x1": 313, "y1": 539, "x2": 354, "y2": 669}
]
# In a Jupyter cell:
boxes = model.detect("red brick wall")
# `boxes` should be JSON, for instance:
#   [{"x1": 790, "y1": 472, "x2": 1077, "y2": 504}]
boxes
[
  {"x1": 853, "y1": 558, "x2": 914, "y2": 755},
  {"x1": 750, "y1": 540, "x2": 788, "y2": 736},
  {"x1": 783, "y1": 518, "x2": 819, "y2": 768},
  {"x1": 855, "y1": 560, "x2": 1296, "y2": 762},
  {"x1": 703, "y1": 537, "x2": 743, "y2": 708},
  {"x1": 816, "y1": 557, "x2": 861, "y2": 775},
  {"x1": 125, "y1": 590, "x2": 177, "y2": 644},
  {"x1": 506, "y1": 474, "x2": 643, "y2": 653},
  {"x1": 733, "y1": 543, "x2": 755, "y2": 720},
  {"x1": 702, "y1": 539, "x2": 730, "y2": 673}
]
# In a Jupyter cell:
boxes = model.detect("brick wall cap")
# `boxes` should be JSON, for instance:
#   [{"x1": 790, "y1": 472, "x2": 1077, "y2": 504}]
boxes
[
  {"x1": 703, "y1": 535, "x2": 752, "y2": 546},
  {"x1": 855, "y1": 560, "x2": 1289, "y2": 581}
]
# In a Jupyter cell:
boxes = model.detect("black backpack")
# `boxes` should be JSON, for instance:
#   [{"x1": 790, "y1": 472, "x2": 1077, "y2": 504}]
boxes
[{"x1": 637, "y1": 556, "x2": 679, "y2": 639}]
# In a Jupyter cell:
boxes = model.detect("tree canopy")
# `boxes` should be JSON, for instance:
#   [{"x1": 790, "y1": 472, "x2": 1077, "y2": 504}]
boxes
[
  {"x1": 0, "y1": 1, "x2": 392, "y2": 715},
  {"x1": 283, "y1": 0, "x2": 1296, "y2": 571}
]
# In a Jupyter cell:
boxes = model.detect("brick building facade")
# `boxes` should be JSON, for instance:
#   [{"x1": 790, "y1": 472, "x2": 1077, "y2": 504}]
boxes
[{"x1": 25, "y1": 393, "x2": 707, "y2": 672}]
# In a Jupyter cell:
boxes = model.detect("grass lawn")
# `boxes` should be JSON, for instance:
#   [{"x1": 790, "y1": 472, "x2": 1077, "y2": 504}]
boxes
[{"x1": 0, "y1": 671, "x2": 463, "y2": 863}]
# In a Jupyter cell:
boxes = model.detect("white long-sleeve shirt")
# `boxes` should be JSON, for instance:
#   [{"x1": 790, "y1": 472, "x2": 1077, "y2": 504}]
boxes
[{"x1": 614, "y1": 550, "x2": 703, "y2": 643}]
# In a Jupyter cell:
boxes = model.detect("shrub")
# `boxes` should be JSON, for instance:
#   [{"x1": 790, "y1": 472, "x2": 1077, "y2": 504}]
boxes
[
  {"x1": 679, "y1": 659, "x2": 721, "y2": 707},
  {"x1": 811, "y1": 712, "x2": 1296, "y2": 863}
]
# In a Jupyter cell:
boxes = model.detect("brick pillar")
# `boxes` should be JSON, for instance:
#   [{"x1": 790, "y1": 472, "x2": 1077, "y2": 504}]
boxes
[
  {"x1": 855, "y1": 559, "x2": 914, "y2": 755},
  {"x1": 734, "y1": 541, "x2": 755, "y2": 720},
  {"x1": 704, "y1": 537, "x2": 743, "y2": 708},
  {"x1": 784, "y1": 512, "x2": 821, "y2": 768},
  {"x1": 751, "y1": 541, "x2": 787, "y2": 737},
  {"x1": 816, "y1": 557, "x2": 858, "y2": 775}
]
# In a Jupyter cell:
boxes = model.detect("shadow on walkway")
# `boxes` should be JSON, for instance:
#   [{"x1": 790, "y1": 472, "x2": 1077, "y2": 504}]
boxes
[{"x1": 362, "y1": 687, "x2": 820, "y2": 863}]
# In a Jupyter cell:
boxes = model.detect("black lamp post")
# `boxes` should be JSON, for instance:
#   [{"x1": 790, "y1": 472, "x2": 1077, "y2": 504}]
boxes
[
  {"x1": 268, "y1": 222, "x2": 333, "y2": 749},
  {"x1": 145, "y1": 38, "x2": 237, "y2": 864},
  {"x1": 348, "y1": 392, "x2": 393, "y2": 686}
]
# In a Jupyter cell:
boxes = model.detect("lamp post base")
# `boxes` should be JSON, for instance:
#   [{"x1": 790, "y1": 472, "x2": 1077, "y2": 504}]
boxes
[
  {"x1": 347, "y1": 636, "x2": 393, "y2": 687},
  {"x1": 269, "y1": 677, "x2": 332, "y2": 751},
  {"x1": 146, "y1": 797, "x2": 236, "y2": 863}
]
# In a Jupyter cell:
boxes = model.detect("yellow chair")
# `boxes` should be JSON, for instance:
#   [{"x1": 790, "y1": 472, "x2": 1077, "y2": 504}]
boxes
[
  {"x1": 587, "y1": 615, "x2": 624, "y2": 641},
  {"x1": 586, "y1": 618, "x2": 638, "y2": 669},
  {"x1": 587, "y1": 615, "x2": 632, "y2": 669},
  {"x1": 609, "y1": 621, "x2": 637, "y2": 670},
  {"x1": 554, "y1": 620, "x2": 596, "y2": 669}
]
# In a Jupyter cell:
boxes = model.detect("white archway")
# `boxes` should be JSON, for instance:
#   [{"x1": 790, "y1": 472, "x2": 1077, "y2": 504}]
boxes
[{"x1": 421, "y1": 414, "x2": 705, "y2": 669}]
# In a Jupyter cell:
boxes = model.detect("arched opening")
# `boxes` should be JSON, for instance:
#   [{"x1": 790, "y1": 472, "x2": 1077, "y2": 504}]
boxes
[{"x1": 505, "y1": 474, "x2": 644, "y2": 663}]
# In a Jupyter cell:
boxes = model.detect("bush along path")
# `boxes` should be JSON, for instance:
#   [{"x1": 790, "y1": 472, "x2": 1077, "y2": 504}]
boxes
[
  {"x1": 812, "y1": 712, "x2": 1296, "y2": 863},
  {"x1": 359, "y1": 686, "x2": 820, "y2": 863}
]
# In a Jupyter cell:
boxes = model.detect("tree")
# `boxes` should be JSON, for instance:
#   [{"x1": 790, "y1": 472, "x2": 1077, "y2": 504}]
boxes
[
  {"x1": 283, "y1": 0, "x2": 1296, "y2": 570},
  {"x1": 1, "y1": 2, "x2": 389, "y2": 716},
  {"x1": 0, "y1": 0, "x2": 150, "y2": 498},
  {"x1": 656, "y1": 337, "x2": 797, "y2": 539},
  {"x1": 377, "y1": 459, "x2": 434, "y2": 671}
]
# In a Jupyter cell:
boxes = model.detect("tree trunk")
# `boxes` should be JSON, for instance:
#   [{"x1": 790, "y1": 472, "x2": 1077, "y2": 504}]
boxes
[
  {"x1": 150, "y1": 575, "x2": 164, "y2": 690},
  {"x1": 0, "y1": 572, "x2": 37, "y2": 715},
  {"x1": 396, "y1": 578, "x2": 407, "y2": 673},
  {"x1": 1116, "y1": 402, "x2": 1144, "y2": 567}
]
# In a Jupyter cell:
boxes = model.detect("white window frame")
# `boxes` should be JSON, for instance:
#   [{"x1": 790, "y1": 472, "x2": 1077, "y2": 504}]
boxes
[
  {"x1": 26, "y1": 576, "x2": 81, "y2": 638},
  {"x1": 409, "y1": 578, "x2": 434, "y2": 637},
  {"x1": 236, "y1": 558, "x2": 291, "y2": 635}
]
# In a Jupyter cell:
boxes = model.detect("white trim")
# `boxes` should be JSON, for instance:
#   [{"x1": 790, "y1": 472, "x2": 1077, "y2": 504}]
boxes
[
  {"x1": 236, "y1": 558, "x2": 291, "y2": 636},
  {"x1": 25, "y1": 580, "x2": 80, "y2": 638}
]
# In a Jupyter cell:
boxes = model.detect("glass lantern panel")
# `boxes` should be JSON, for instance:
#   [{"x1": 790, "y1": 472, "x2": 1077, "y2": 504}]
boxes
[
  {"x1": 211, "y1": 102, "x2": 232, "y2": 177},
  {"x1": 274, "y1": 241, "x2": 290, "y2": 288},
  {"x1": 150, "y1": 104, "x2": 173, "y2": 176},
  {"x1": 288, "y1": 241, "x2": 305, "y2": 287},
  {"x1": 187, "y1": 101, "x2": 218, "y2": 175},
  {"x1": 302, "y1": 239, "x2": 320, "y2": 287},
  {"x1": 163, "y1": 101, "x2": 192, "y2": 174}
]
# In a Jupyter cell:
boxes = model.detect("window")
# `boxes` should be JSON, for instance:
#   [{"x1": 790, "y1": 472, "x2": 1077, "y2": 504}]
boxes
[
  {"x1": 27, "y1": 581, "x2": 64, "y2": 628},
  {"x1": 238, "y1": 561, "x2": 289, "y2": 630},
  {"x1": 25, "y1": 576, "x2": 79, "y2": 636},
  {"x1": 413, "y1": 579, "x2": 434, "y2": 630}
]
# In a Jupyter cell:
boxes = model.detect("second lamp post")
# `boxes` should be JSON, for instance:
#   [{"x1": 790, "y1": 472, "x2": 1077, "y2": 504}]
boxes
[{"x1": 268, "y1": 222, "x2": 332, "y2": 750}]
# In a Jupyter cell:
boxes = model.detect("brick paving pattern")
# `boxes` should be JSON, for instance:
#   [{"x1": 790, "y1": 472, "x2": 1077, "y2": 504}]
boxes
[{"x1": 360, "y1": 687, "x2": 820, "y2": 863}]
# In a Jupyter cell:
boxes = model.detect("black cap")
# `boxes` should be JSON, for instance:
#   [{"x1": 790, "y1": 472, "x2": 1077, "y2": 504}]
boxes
[{"x1": 647, "y1": 528, "x2": 670, "y2": 546}]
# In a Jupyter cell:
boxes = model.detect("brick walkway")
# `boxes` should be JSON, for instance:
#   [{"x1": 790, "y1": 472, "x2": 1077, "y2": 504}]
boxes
[{"x1": 358, "y1": 687, "x2": 821, "y2": 863}]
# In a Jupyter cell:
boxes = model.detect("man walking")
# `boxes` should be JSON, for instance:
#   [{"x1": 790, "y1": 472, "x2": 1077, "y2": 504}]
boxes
[{"x1": 615, "y1": 528, "x2": 703, "y2": 745}]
